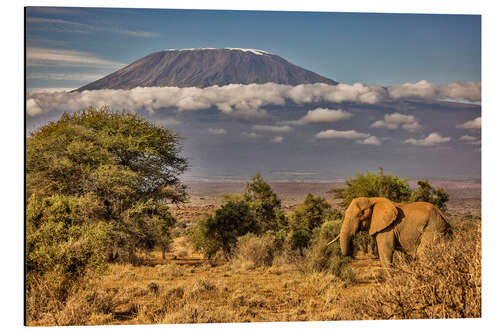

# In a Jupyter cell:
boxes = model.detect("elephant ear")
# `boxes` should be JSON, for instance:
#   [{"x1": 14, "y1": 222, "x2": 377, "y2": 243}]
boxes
[{"x1": 369, "y1": 198, "x2": 398, "y2": 235}]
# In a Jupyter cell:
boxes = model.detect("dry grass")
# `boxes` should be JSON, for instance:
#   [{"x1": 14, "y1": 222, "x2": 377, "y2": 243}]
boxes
[{"x1": 26, "y1": 215, "x2": 481, "y2": 325}]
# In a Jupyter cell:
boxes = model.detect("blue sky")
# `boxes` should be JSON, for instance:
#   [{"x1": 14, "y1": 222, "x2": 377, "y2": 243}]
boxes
[
  {"x1": 25, "y1": 7, "x2": 481, "y2": 181},
  {"x1": 26, "y1": 7, "x2": 481, "y2": 89}
]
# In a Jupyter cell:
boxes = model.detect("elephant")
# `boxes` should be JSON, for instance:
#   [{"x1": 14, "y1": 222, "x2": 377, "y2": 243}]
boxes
[{"x1": 328, "y1": 197, "x2": 451, "y2": 267}]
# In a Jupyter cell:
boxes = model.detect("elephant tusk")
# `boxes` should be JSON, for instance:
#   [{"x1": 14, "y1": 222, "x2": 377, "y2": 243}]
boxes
[{"x1": 326, "y1": 234, "x2": 340, "y2": 246}]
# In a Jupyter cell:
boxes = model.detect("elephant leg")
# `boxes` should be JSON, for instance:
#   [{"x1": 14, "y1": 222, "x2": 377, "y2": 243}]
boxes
[{"x1": 375, "y1": 231, "x2": 395, "y2": 268}]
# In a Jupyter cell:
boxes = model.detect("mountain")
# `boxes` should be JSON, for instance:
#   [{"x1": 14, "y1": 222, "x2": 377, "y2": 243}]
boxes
[{"x1": 75, "y1": 48, "x2": 337, "y2": 91}]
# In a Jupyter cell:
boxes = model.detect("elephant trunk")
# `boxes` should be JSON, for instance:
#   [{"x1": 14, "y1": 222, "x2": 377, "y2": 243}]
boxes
[
  {"x1": 339, "y1": 217, "x2": 355, "y2": 256},
  {"x1": 340, "y1": 232, "x2": 352, "y2": 256}
]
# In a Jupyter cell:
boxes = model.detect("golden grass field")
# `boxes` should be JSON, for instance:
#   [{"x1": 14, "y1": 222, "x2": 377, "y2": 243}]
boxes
[
  {"x1": 29, "y1": 239, "x2": 383, "y2": 325},
  {"x1": 26, "y1": 181, "x2": 481, "y2": 326}
]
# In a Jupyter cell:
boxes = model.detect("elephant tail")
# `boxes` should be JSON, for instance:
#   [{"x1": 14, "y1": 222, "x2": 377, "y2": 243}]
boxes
[{"x1": 435, "y1": 207, "x2": 453, "y2": 239}]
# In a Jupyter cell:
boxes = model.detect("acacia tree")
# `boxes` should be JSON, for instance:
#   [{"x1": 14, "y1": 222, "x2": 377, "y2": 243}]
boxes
[{"x1": 26, "y1": 106, "x2": 188, "y2": 268}]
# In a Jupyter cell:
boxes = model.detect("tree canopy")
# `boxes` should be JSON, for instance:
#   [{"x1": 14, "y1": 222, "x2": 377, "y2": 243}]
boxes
[
  {"x1": 331, "y1": 167, "x2": 449, "y2": 211},
  {"x1": 27, "y1": 106, "x2": 188, "y2": 203}
]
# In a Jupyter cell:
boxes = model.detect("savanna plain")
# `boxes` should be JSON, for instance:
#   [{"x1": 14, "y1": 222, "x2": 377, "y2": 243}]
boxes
[{"x1": 26, "y1": 180, "x2": 481, "y2": 325}]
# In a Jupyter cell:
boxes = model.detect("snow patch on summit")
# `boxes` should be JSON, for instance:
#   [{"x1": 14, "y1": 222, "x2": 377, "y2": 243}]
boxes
[
  {"x1": 165, "y1": 48, "x2": 270, "y2": 55},
  {"x1": 225, "y1": 48, "x2": 269, "y2": 55}
]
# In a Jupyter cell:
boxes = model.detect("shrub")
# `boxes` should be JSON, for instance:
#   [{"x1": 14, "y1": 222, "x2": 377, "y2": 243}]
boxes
[
  {"x1": 286, "y1": 194, "x2": 333, "y2": 253},
  {"x1": 189, "y1": 197, "x2": 258, "y2": 258},
  {"x1": 301, "y1": 220, "x2": 354, "y2": 281},
  {"x1": 293, "y1": 193, "x2": 333, "y2": 230},
  {"x1": 286, "y1": 221, "x2": 313, "y2": 254},
  {"x1": 26, "y1": 194, "x2": 111, "y2": 277},
  {"x1": 346, "y1": 224, "x2": 481, "y2": 319},
  {"x1": 244, "y1": 173, "x2": 286, "y2": 232},
  {"x1": 232, "y1": 233, "x2": 281, "y2": 268}
]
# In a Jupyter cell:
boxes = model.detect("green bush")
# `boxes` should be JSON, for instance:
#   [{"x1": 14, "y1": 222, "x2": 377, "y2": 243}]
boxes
[
  {"x1": 287, "y1": 222, "x2": 313, "y2": 254},
  {"x1": 26, "y1": 194, "x2": 111, "y2": 277},
  {"x1": 293, "y1": 193, "x2": 333, "y2": 230},
  {"x1": 318, "y1": 219, "x2": 342, "y2": 241},
  {"x1": 244, "y1": 173, "x2": 285, "y2": 232},
  {"x1": 302, "y1": 220, "x2": 354, "y2": 281},
  {"x1": 286, "y1": 194, "x2": 333, "y2": 253},
  {"x1": 26, "y1": 194, "x2": 113, "y2": 310},
  {"x1": 189, "y1": 197, "x2": 259, "y2": 258}
]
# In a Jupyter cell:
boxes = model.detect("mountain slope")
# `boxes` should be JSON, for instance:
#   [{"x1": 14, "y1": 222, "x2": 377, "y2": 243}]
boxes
[{"x1": 75, "y1": 48, "x2": 337, "y2": 91}]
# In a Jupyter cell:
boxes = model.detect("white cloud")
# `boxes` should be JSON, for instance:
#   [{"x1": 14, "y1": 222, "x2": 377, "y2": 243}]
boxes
[
  {"x1": 271, "y1": 136, "x2": 284, "y2": 143},
  {"x1": 404, "y1": 132, "x2": 451, "y2": 146},
  {"x1": 388, "y1": 80, "x2": 481, "y2": 103},
  {"x1": 457, "y1": 117, "x2": 481, "y2": 129},
  {"x1": 252, "y1": 124, "x2": 292, "y2": 132},
  {"x1": 315, "y1": 129, "x2": 381, "y2": 145},
  {"x1": 370, "y1": 112, "x2": 421, "y2": 132},
  {"x1": 208, "y1": 128, "x2": 227, "y2": 135},
  {"x1": 242, "y1": 132, "x2": 260, "y2": 138},
  {"x1": 459, "y1": 135, "x2": 478, "y2": 141},
  {"x1": 285, "y1": 108, "x2": 352, "y2": 125},
  {"x1": 26, "y1": 99, "x2": 44, "y2": 116},
  {"x1": 315, "y1": 129, "x2": 370, "y2": 140},
  {"x1": 27, "y1": 47, "x2": 125, "y2": 68},
  {"x1": 388, "y1": 80, "x2": 439, "y2": 99},
  {"x1": 439, "y1": 81, "x2": 481, "y2": 102},
  {"x1": 458, "y1": 135, "x2": 481, "y2": 145},
  {"x1": 357, "y1": 136, "x2": 381, "y2": 145},
  {"x1": 286, "y1": 82, "x2": 387, "y2": 104},
  {"x1": 26, "y1": 81, "x2": 482, "y2": 118}
]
